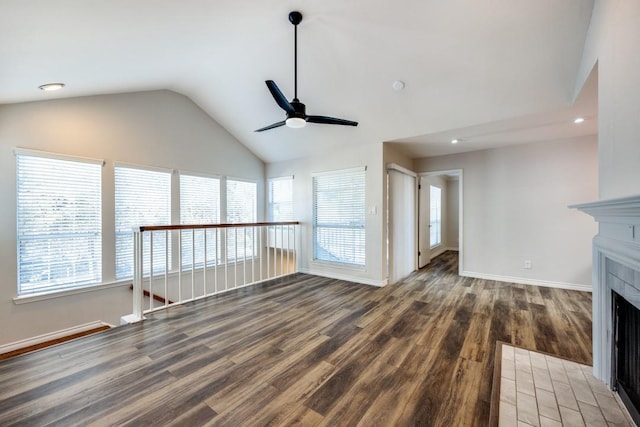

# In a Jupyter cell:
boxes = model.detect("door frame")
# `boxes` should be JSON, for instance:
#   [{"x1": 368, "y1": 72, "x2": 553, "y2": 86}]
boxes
[
  {"x1": 417, "y1": 169, "x2": 463, "y2": 275},
  {"x1": 386, "y1": 163, "x2": 419, "y2": 283},
  {"x1": 417, "y1": 176, "x2": 432, "y2": 268}
]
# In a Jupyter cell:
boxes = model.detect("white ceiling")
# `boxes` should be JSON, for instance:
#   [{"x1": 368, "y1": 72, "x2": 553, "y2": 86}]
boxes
[
  {"x1": 0, "y1": 0, "x2": 596, "y2": 163},
  {"x1": 391, "y1": 66, "x2": 598, "y2": 158}
]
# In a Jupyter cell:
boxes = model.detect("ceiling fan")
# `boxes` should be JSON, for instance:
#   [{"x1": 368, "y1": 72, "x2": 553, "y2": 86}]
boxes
[{"x1": 255, "y1": 11, "x2": 358, "y2": 132}]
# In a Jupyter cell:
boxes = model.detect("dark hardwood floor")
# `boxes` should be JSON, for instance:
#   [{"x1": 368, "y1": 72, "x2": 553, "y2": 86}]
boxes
[{"x1": 0, "y1": 251, "x2": 592, "y2": 426}]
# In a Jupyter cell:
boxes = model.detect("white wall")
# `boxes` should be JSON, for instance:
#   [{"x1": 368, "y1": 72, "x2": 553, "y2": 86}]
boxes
[
  {"x1": 414, "y1": 136, "x2": 598, "y2": 289},
  {"x1": 576, "y1": 0, "x2": 640, "y2": 199},
  {"x1": 266, "y1": 143, "x2": 386, "y2": 286},
  {"x1": 0, "y1": 90, "x2": 264, "y2": 346},
  {"x1": 446, "y1": 179, "x2": 460, "y2": 250}
]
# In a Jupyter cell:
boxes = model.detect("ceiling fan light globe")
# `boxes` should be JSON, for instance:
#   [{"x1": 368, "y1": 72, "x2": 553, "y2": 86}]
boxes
[{"x1": 286, "y1": 117, "x2": 306, "y2": 128}]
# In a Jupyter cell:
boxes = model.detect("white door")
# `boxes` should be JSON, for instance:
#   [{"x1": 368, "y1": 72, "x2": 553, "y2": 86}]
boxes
[
  {"x1": 388, "y1": 169, "x2": 417, "y2": 283},
  {"x1": 418, "y1": 176, "x2": 431, "y2": 268}
]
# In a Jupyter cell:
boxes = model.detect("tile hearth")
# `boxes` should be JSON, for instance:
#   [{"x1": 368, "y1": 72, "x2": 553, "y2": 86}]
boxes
[{"x1": 498, "y1": 344, "x2": 634, "y2": 427}]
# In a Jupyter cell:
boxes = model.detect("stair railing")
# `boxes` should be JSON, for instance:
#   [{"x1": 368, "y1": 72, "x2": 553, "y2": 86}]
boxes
[{"x1": 131, "y1": 222, "x2": 299, "y2": 320}]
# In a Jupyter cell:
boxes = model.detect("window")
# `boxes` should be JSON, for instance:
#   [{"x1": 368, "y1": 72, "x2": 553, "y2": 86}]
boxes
[
  {"x1": 16, "y1": 151, "x2": 102, "y2": 296},
  {"x1": 115, "y1": 165, "x2": 171, "y2": 279},
  {"x1": 180, "y1": 173, "x2": 220, "y2": 268},
  {"x1": 268, "y1": 176, "x2": 293, "y2": 221},
  {"x1": 313, "y1": 167, "x2": 366, "y2": 266},
  {"x1": 226, "y1": 179, "x2": 257, "y2": 260},
  {"x1": 430, "y1": 185, "x2": 442, "y2": 248}
]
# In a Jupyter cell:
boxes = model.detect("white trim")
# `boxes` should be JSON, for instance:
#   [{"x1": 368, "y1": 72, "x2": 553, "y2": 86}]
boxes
[
  {"x1": 460, "y1": 270, "x2": 592, "y2": 292},
  {"x1": 386, "y1": 163, "x2": 417, "y2": 177},
  {"x1": 300, "y1": 268, "x2": 387, "y2": 287},
  {"x1": 178, "y1": 169, "x2": 221, "y2": 180},
  {"x1": 0, "y1": 321, "x2": 113, "y2": 355},
  {"x1": 458, "y1": 170, "x2": 464, "y2": 275},
  {"x1": 570, "y1": 194, "x2": 640, "y2": 223},
  {"x1": 114, "y1": 161, "x2": 173, "y2": 174},
  {"x1": 312, "y1": 165, "x2": 366, "y2": 177},
  {"x1": 418, "y1": 169, "x2": 462, "y2": 178},
  {"x1": 13, "y1": 280, "x2": 132, "y2": 304},
  {"x1": 14, "y1": 147, "x2": 104, "y2": 165},
  {"x1": 268, "y1": 175, "x2": 294, "y2": 181},
  {"x1": 226, "y1": 176, "x2": 258, "y2": 185}
]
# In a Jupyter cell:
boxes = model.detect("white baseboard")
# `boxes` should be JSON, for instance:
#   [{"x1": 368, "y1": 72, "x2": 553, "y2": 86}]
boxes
[
  {"x1": 299, "y1": 268, "x2": 388, "y2": 287},
  {"x1": 0, "y1": 320, "x2": 113, "y2": 354},
  {"x1": 461, "y1": 270, "x2": 592, "y2": 292}
]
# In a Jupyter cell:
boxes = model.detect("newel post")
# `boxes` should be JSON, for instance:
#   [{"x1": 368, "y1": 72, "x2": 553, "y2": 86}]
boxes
[{"x1": 132, "y1": 228, "x2": 144, "y2": 321}]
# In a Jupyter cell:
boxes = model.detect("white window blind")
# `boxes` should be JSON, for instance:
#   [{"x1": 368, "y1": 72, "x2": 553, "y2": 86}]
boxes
[
  {"x1": 16, "y1": 152, "x2": 102, "y2": 295},
  {"x1": 180, "y1": 173, "x2": 220, "y2": 268},
  {"x1": 115, "y1": 165, "x2": 171, "y2": 279},
  {"x1": 226, "y1": 179, "x2": 257, "y2": 261},
  {"x1": 313, "y1": 167, "x2": 366, "y2": 266},
  {"x1": 268, "y1": 176, "x2": 293, "y2": 221}
]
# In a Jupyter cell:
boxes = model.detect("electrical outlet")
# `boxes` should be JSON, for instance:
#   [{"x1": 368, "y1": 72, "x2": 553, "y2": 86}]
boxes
[{"x1": 524, "y1": 260, "x2": 532, "y2": 269}]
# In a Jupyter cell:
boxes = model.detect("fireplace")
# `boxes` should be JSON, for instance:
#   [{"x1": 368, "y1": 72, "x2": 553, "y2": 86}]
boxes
[
  {"x1": 572, "y1": 195, "x2": 640, "y2": 424},
  {"x1": 614, "y1": 291, "x2": 640, "y2": 424}
]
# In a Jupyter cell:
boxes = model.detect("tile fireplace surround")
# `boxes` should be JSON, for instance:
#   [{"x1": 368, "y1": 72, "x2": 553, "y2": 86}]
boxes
[{"x1": 572, "y1": 195, "x2": 640, "y2": 423}]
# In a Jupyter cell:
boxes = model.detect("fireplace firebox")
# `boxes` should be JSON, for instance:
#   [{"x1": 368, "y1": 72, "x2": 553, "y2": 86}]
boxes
[{"x1": 614, "y1": 291, "x2": 640, "y2": 425}]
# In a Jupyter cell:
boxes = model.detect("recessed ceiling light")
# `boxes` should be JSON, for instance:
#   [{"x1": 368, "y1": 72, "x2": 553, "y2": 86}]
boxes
[
  {"x1": 38, "y1": 83, "x2": 65, "y2": 91},
  {"x1": 573, "y1": 117, "x2": 585, "y2": 124},
  {"x1": 392, "y1": 80, "x2": 405, "y2": 91},
  {"x1": 451, "y1": 139, "x2": 459, "y2": 144}
]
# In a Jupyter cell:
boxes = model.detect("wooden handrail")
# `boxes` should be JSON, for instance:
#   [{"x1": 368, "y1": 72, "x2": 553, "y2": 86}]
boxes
[{"x1": 135, "y1": 221, "x2": 300, "y2": 232}]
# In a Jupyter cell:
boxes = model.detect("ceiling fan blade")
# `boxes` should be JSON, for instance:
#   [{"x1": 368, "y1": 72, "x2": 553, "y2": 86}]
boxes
[
  {"x1": 265, "y1": 80, "x2": 295, "y2": 113},
  {"x1": 306, "y1": 115, "x2": 358, "y2": 127},
  {"x1": 255, "y1": 120, "x2": 286, "y2": 132}
]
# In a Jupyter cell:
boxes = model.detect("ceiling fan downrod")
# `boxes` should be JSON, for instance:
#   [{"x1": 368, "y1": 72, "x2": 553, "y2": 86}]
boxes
[{"x1": 289, "y1": 11, "x2": 302, "y2": 101}]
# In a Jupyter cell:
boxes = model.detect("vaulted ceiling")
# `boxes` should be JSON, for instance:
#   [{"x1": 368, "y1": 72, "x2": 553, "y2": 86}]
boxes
[{"x1": 0, "y1": 0, "x2": 596, "y2": 163}]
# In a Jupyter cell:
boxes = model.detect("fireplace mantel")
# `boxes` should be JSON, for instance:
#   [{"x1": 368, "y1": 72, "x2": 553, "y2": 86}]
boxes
[
  {"x1": 571, "y1": 195, "x2": 640, "y2": 390},
  {"x1": 571, "y1": 194, "x2": 640, "y2": 226}
]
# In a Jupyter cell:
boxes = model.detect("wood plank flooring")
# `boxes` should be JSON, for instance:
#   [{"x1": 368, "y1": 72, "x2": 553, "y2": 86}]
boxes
[{"x1": 0, "y1": 251, "x2": 592, "y2": 426}]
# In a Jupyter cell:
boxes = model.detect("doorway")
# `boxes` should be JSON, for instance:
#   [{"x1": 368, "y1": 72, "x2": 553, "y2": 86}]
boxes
[{"x1": 418, "y1": 170, "x2": 462, "y2": 271}]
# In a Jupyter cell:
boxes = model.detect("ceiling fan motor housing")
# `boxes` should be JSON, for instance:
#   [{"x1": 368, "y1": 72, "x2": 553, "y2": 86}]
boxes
[{"x1": 287, "y1": 100, "x2": 306, "y2": 120}]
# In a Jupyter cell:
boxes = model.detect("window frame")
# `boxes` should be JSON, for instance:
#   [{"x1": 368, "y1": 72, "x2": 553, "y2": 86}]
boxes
[
  {"x1": 312, "y1": 166, "x2": 366, "y2": 267},
  {"x1": 114, "y1": 163, "x2": 172, "y2": 280},
  {"x1": 179, "y1": 171, "x2": 221, "y2": 269},
  {"x1": 15, "y1": 149, "x2": 103, "y2": 297},
  {"x1": 225, "y1": 177, "x2": 258, "y2": 262},
  {"x1": 267, "y1": 175, "x2": 294, "y2": 222}
]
